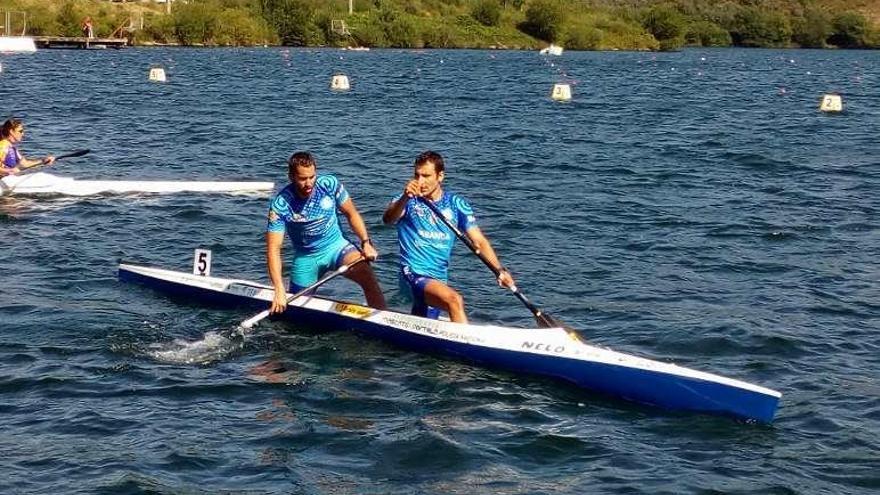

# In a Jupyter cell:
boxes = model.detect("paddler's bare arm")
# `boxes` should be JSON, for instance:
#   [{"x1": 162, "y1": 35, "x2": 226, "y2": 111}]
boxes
[
  {"x1": 266, "y1": 231, "x2": 288, "y2": 314},
  {"x1": 339, "y1": 198, "x2": 378, "y2": 260},
  {"x1": 467, "y1": 226, "x2": 515, "y2": 289},
  {"x1": 382, "y1": 179, "x2": 420, "y2": 224},
  {"x1": 18, "y1": 155, "x2": 55, "y2": 169}
]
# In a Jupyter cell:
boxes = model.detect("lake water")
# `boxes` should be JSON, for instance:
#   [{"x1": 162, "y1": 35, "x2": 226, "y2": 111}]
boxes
[{"x1": 1, "y1": 46, "x2": 878, "y2": 494}]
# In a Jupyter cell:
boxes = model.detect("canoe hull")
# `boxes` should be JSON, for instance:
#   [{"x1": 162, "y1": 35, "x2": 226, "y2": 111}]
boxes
[{"x1": 118, "y1": 263, "x2": 781, "y2": 423}]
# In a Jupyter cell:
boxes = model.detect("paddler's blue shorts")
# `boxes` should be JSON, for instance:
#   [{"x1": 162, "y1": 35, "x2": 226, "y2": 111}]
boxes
[
  {"x1": 290, "y1": 238, "x2": 358, "y2": 293},
  {"x1": 399, "y1": 265, "x2": 441, "y2": 320}
]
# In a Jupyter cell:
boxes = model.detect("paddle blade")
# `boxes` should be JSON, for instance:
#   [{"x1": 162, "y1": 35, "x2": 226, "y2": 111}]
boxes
[
  {"x1": 56, "y1": 149, "x2": 90, "y2": 160},
  {"x1": 239, "y1": 309, "x2": 270, "y2": 332},
  {"x1": 534, "y1": 311, "x2": 562, "y2": 328},
  {"x1": 534, "y1": 312, "x2": 586, "y2": 342}
]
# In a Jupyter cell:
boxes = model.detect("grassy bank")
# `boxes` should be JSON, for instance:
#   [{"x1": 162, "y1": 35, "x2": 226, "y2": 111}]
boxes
[{"x1": 1, "y1": 0, "x2": 878, "y2": 50}]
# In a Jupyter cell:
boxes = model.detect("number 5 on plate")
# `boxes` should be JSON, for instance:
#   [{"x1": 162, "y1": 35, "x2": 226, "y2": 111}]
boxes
[{"x1": 193, "y1": 248, "x2": 212, "y2": 276}]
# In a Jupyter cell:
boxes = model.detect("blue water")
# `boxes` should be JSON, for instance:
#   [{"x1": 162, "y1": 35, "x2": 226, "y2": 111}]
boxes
[{"x1": 1, "y1": 47, "x2": 878, "y2": 494}]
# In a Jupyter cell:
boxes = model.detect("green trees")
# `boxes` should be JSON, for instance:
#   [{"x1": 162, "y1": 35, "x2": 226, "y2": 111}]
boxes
[
  {"x1": 2, "y1": 0, "x2": 879, "y2": 50},
  {"x1": 828, "y1": 11, "x2": 870, "y2": 48},
  {"x1": 685, "y1": 21, "x2": 732, "y2": 47},
  {"x1": 261, "y1": 0, "x2": 324, "y2": 46},
  {"x1": 728, "y1": 6, "x2": 792, "y2": 47},
  {"x1": 642, "y1": 5, "x2": 686, "y2": 51},
  {"x1": 471, "y1": 0, "x2": 501, "y2": 27},
  {"x1": 791, "y1": 8, "x2": 831, "y2": 48},
  {"x1": 520, "y1": 0, "x2": 565, "y2": 42}
]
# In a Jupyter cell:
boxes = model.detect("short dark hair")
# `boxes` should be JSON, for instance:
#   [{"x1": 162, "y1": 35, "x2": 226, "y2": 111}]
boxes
[
  {"x1": 414, "y1": 150, "x2": 444, "y2": 174},
  {"x1": 287, "y1": 151, "x2": 316, "y2": 174},
  {"x1": 1, "y1": 119, "x2": 22, "y2": 139}
]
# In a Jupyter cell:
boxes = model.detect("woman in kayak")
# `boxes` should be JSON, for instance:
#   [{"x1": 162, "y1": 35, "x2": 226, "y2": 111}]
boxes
[{"x1": 0, "y1": 119, "x2": 55, "y2": 177}]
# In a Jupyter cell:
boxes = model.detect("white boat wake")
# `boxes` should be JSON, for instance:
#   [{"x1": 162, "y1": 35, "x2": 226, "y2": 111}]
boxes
[{"x1": 147, "y1": 330, "x2": 242, "y2": 365}]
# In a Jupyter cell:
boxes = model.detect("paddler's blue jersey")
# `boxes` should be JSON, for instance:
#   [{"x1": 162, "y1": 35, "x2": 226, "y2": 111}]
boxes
[
  {"x1": 267, "y1": 174, "x2": 350, "y2": 254},
  {"x1": 1, "y1": 141, "x2": 20, "y2": 168},
  {"x1": 392, "y1": 191, "x2": 477, "y2": 281}
]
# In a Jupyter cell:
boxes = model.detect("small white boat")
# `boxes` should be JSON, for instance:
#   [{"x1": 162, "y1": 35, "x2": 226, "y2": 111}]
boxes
[
  {"x1": 0, "y1": 172, "x2": 274, "y2": 197},
  {"x1": 539, "y1": 44, "x2": 563, "y2": 56},
  {"x1": 0, "y1": 36, "x2": 35, "y2": 52}
]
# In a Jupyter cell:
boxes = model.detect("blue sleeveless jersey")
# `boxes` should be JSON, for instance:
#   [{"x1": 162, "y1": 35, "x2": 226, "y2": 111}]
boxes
[
  {"x1": 1, "y1": 142, "x2": 20, "y2": 168},
  {"x1": 392, "y1": 191, "x2": 477, "y2": 281},
  {"x1": 267, "y1": 174, "x2": 350, "y2": 254}
]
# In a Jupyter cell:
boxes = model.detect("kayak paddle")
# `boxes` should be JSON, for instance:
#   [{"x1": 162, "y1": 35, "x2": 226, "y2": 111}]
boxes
[
  {"x1": 237, "y1": 256, "x2": 366, "y2": 333},
  {"x1": 53, "y1": 148, "x2": 91, "y2": 161},
  {"x1": 417, "y1": 196, "x2": 579, "y2": 336}
]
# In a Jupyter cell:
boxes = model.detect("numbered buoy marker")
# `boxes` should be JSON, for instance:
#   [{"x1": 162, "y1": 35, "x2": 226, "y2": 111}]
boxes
[
  {"x1": 551, "y1": 83, "x2": 572, "y2": 102},
  {"x1": 149, "y1": 67, "x2": 167, "y2": 83},
  {"x1": 193, "y1": 248, "x2": 212, "y2": 276},
  {"x1": 819, "y1": 94, "x2": 842, "y2": 113},
  {"x1": 330, "y1": 74, "x2": 350, "y2": 91}
]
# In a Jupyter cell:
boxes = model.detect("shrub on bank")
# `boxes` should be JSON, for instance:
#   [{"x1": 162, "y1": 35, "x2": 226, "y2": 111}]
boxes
[
  {"x1": 520, "y1": 0, "x2": 565, "y2": 43},
  {"x1": 471, "y1": 0, "x2": 501, "y2": 27},
  {"x1": 685, "y1": 20, "x2": 732, "y2": 47}
]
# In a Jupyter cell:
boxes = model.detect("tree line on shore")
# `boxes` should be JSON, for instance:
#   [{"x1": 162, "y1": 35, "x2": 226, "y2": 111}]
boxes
[{"x1": 2, "y1": 0, "x2": 878, "y2": 50}]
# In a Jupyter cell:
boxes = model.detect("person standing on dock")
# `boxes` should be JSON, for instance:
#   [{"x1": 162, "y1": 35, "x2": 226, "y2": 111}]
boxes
[
  {"x1": 266, "y1": 151, "x2": 386, "y2": 313},
  {"x1": 82, "y1": 17, "x2": 94, "y2": 39},
  {"x1": 383, "y1": 150, "x2": 515, "y2": 323},
  {"x1": 0, "y1": 119, "x2": 55, "y2": 177}
]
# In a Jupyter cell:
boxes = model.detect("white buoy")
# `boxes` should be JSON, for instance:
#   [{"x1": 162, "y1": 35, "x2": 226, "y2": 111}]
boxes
[
  {"x1": 330, "y1": 74, "x2": 350, "y2": 91},
  {"x1": 149, "y1": 67, "x2": 167, "y2": 83},
  {"x1": 551, "y1": 83, "x2": 572, "y2": 102},
  {"x1": 0, "y1": 62, "x2": 3, "y2": 74},
  {"x1": 819, "y1": 94, "x2": 842, "y2": 113}
]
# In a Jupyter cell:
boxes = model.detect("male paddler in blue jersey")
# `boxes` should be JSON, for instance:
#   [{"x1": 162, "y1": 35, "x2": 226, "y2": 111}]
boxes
[
  {"x1": 382, "y1": 150, "x2": 515, "y2": 324},
  {"x1": 266, "y1": 151, "x2": 386, "y2": 313},
  {"x1": 0, "y1": 119, "x2": 55, "y2": 177}
]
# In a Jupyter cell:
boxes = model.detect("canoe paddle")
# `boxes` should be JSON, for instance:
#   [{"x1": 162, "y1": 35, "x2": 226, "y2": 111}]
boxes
[
  {"x1": 237, "y1": 256, "x2": 366, "y2": 333},
  {"x1": 417, "y1": 196, "x2": 580, "y2": 336}
]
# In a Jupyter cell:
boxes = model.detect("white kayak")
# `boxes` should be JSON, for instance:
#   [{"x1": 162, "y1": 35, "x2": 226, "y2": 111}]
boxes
[{"x1": 0, "y1": 172, "x2": 274, "y2": 197}]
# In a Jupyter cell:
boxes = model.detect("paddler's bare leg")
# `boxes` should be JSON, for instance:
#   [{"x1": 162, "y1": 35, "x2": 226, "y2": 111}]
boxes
[
  {"x1": 423, "y1": 279, "x2": 467, "y2": 324},
  {"x1": 341, "y1": 249, "x2": 387, "y2": 309}
]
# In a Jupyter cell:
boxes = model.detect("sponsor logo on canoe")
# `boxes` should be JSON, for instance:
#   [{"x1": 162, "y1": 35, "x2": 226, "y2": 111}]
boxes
[
  {"x1": 521, "y1": 341, "x2": 566, "y2": 354},
  {"x1": 334, "y1": 302, "x2": 372, "y2": 319},
  {"x1": 228, "y1": 284, "x2": 261, "y2": 298},
  {"x1": 382, "y1": 314, "x2": 486, "y2": 345}
]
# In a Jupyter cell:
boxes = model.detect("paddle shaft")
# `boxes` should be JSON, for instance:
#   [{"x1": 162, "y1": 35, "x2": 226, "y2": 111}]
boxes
[
  {"x1": 239, "y1": 256, "x2": 365, "y2": 330},
  {"x1": 22, "y1": 148, "x2": 90, "y2": 170},
  {"x1": 416, "y1": 196, "x2": 558, "y2": 328}
]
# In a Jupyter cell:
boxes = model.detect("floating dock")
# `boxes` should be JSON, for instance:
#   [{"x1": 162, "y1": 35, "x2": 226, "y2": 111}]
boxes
[{"x1": 33, "y1": 36, "x2": 128, "y2": 49}]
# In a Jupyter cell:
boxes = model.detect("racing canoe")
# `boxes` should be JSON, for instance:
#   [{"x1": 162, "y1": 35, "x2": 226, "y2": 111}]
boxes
[
  {"x1": 1, "y1": 172, "x2": 274, "y2": 197},
  {"x1": 118, "y1": 263, "x2": 782, "y2": 423}
]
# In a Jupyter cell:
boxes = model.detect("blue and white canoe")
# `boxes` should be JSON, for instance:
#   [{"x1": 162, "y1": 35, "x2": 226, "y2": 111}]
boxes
[{"x1": 118, "y1": 263, "x2": 781, "y2": 423}]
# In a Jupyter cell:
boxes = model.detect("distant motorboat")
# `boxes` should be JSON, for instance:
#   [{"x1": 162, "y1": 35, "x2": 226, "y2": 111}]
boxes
[
  {"x1": 342, "y1": 46, "x2": 370, "y2": 51},
  {"x1": 539, "y1": 44, "x2": 563, "y2": 56}
]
